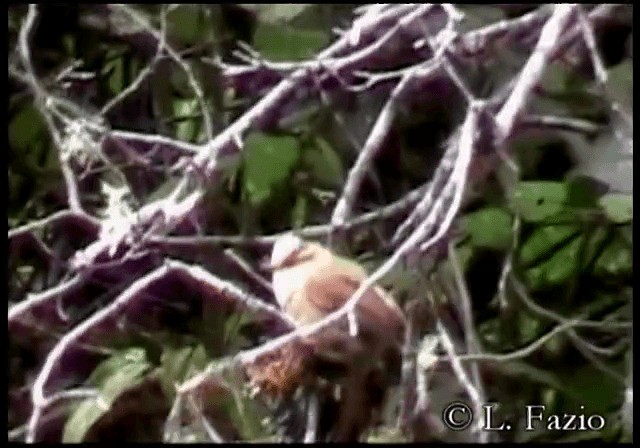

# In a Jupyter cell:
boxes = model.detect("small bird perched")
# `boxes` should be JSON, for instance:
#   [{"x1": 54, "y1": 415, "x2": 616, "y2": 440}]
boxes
[{"x1": 253, "y1": 233, "x2": 407, "y2": 441}]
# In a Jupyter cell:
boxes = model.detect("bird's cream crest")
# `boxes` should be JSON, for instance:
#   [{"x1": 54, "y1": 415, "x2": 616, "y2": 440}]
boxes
[
  {"x1": 270, "y1": 233, "x2": 322, "y2": 310},
  {"x1": 270, "y1": 232, "x2": 304, "y2": 269}
]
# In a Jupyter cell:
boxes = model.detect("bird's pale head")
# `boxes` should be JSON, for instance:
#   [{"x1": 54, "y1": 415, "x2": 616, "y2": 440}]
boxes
[
  {"x1": 269, "y1": 233, "x2": 305, "y2": 270},
  {"x1": 269, "y1": 233, "x2": 332, "y2": 310}
]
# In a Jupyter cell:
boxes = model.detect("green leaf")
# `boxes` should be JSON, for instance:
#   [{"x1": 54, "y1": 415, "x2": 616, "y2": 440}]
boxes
[
  {"x1": 606, "y1": 60, "x2": 632, "y2": 110},
  {"x1": 225, "y1": 386, "x2": 267, "y2": 440},
  {"x1": 510, "y1": 181, "x2": 570, "y2": 222},
  {"x1": 463, "y1": 207, "x2": 513, "y2": 250},
  {"x1": 62, "y1": 401, "x2": 108, "y2": 443},
  {"x1": 85, "y1": 347, "x2": 146, "y2": 387},
  {"x1": 173, "y1": 98, "x2": 200, "y2": 142},
  {"x1": 241, "y1": 4, "x2": 312, "y2": 24},
  {"x1": 303, "y1": 137, "x2": 344, "y2": 188},
  {"x1": 560, "y1": 363, "x2": 627, "y2": 416},
  {"x1": 535, "y1": 62, "x2": 601, "y2": 117},
  {"x1": 101, "y1": 361, "x2": 151, "y2": 403},
  {"x1": 574, "y1": 289, "x2": 628, "y2": 322},
  {"x1": 253, "y1": 22, "x2": 328, "y2": 61},
  {"x1": 524, "y1": 233, "x2": 585, "y2": 289},
  {"x1": 519, "y1": 225, "x2": 580, "y2": 267},
  {"x1": 103, "y1": 54, "x2": 125, "y2": 95},
  {"x1": 223, "y1": 312, "x2": 254, "y2": 351},
  {"x1": 516, "y1": 314, "x2": 544, "y2": 346},
  {"x1": 62, "y1": 34, "x2": 76, "y2": 56},
  {"x1": 184, "y1": 344, "x2": 209, "y2": 379},
  {"x1": 581, "y1": 226, "x2": 612, "y2": 269},
  {"x1": 368, "y1": 428, "x2": 409, "y2": 443},
  {"x1": 9, "y1": 104, "x2": 46, "y2": 151},
  {"x1": 242, "y1": 133, "x2": 300, "y2": 205},
  {"x1": 63, "y1": 348, "x2": 151, "y2": 442},
  {"x1": 539, "y1": 63, "x2": 568, "y2": 93},
  {"x1": 593, "y1": 232, "x2": 632, "y2": 278},
  {"x1": 167, "y1": 5, "x2": 209, "y2": 46},
  {"x1": 510, "y1": 136, "x2": 556, "y2": 176},
  {"x1": 565, "y1": 177, "x2": 600, "y2": 208},
  {"x1": 599, "y1": 193, "x2": 632, "y2": 224},
  {"x1": 159, "y1": 345, "x2": 193, "y2": 397},
  {"x1": 158, "y1": 343, "x2": 210, "y2": 400}
]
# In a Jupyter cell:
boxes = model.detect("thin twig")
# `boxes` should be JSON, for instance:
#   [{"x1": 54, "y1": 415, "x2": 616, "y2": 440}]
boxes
[
  {"x1": 576, "y1": 6, "x2": 608, "y2": 85},
  {"x1": 520, "y1": 114, "x2": 602, "y2": 135},
  {"x1": 108, "y1": 129, "x2": 201, "y2": 153},
  {"x1": 303, "y1": 394, "x2": 320, "y2": 443},
  {"x1": 113, "y1": 5, "x2": 214, "y2": 143},
  {"x1": 454, "y1": 319, "x2": 580, "y2": 364},
  {"x1": 149, "y1": 183, "x2": 428, "y2": 249},
  {"x1": 223, "y1": 248, "x2": 274, "y2": 295},
  {"x1": 17, "y1": 4, "x2": 84, "y2": 213},
  {"x1": 99, "y1": 10, "x2": 167, "y2": 116},
  {"x1": 446, "y1": 244, "x2": 487, "y2": 443},
  {"x1": 187, "y1": 395, "x2": 225, "y2": 443},
  {"x1": 417, "y1": 102, "x2": 482, "y2": 254},
  {"x1": 9, "y1": 274, "x2": 85, "y2": 324},
  {"x1": 434, "y1": 314, "x2": 485, "y2": 441},
  {"x1": 8, "y1": 210, "x2": 100, "y2": 240},
  {"x1": 331, "y1": 9, "x2": 449, "y2": 226}
]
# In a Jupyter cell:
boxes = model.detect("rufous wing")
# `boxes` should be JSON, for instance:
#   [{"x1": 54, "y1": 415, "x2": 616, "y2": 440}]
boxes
[
  {"x1": 291, "y1": 263, "x2": 406, "y2": 345},
  {"x1": 284, "y1": 264, "x2": 406, "y2": 391},
  {"x1": 301, "y1": 268, "x2": 406, "y2": 441}
]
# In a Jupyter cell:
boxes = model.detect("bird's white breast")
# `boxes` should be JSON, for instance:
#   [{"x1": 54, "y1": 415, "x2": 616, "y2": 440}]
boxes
[{"x1": 272, "y1": 263, "x2": 317, "y2": 310}]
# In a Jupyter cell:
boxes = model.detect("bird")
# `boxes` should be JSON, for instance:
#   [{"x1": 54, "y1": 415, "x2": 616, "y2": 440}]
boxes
[{"x1": 252, "y1": 232, "x2": 407, "y2": 441}]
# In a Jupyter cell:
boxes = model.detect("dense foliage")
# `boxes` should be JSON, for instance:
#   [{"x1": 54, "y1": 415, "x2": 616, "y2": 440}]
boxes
[{"x1": 8, "y1": 4, "x2": 632, "y2": 443}]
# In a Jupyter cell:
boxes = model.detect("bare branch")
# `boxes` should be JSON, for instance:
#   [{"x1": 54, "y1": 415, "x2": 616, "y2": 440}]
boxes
[
  {"x1": 495, "y1": 4, "x2": 577, "y2": 141},
  {"x1": 453, "y1": 319, "x2": 581, "y2": 364},
  {"x1": 8, "y1": 210, "x2": 100, "y2": 241},
  {"x1": 435, "y1": 317, "x2": 485, "y2": 442},
  {"x1": 25, "y1": 259, "x2": 294, "y2": 441},
  {"x1": 149, "y1": 183, "x2": 428, "y2": 249},
  {"x1": 9, "y1": 274, "x2": 85, "y2": 325},
  {"x1": 113, "y1": 4, "x2": 214, "y2": 142},
  {"x1": 17, "y1": 5, "x2": 84, "y2": 213},
  {"x1": 9, "y1": 4, "x2": 630, "y2": 442},
  {"x1": 446, "y1": 244, "x2": 487, "y2": 442},
  {"x1": 303, "y1": 394, "x2": 320, "y2": 443}
]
